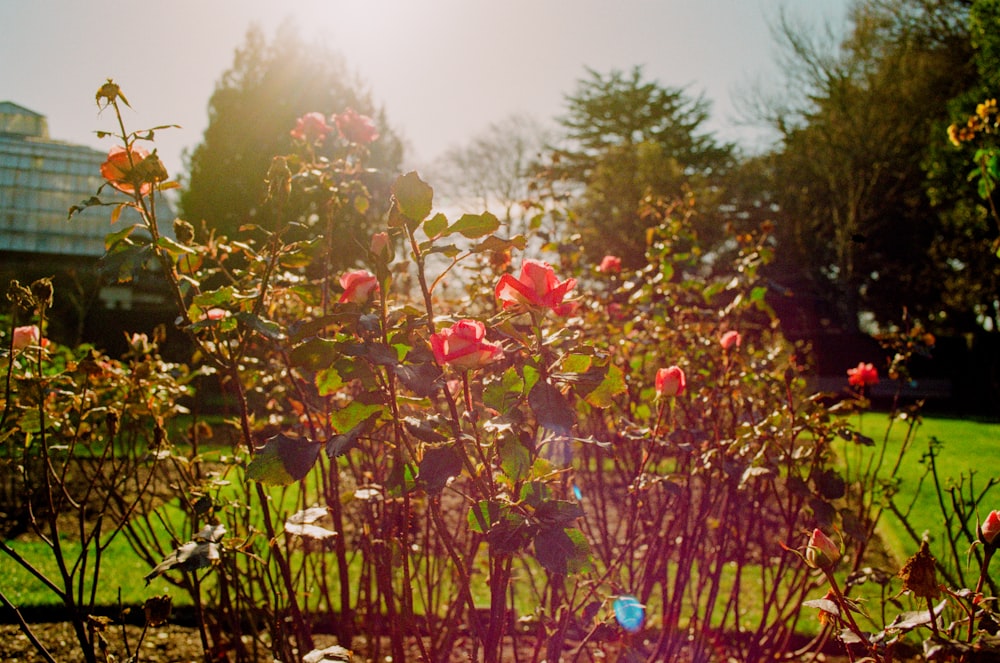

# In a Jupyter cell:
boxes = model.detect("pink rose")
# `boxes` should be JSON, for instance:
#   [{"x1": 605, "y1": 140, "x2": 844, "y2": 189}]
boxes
[
  {"x1": 430, "y1": 319, "x2": 503, "y2": 371},
  {"x1": 334, "y1": 108, "x2": 379, "y2": 145},
  {"x1": 12, "y1": 325, "x2": 47, "y2": 351},
  {"x1": 100, "y1": 145, "x2": 156, "y2": 195},
  {"x1": 655, "y1": 366, "x2": 686, "y2": 397},
  {"x1": 847, "y1": 362, "x2": 879, "y2": 387},
  {"x1": 290, "y1": 112, "x2": 332, "y2": 143},
  {"x1": 805, "y1": 528, "x2": 840, "y2": 570},
  {"x1": 339, "y1": 269, "x2": 379, "y2": 304},
  {"x1": 598, "y1": 255, "x2": 622, "y2": 274},
  {"x1": 720, "y1": 330, "x2": 741, "y2": 350},
  {"x1": 205, "y1": 308, "x2": 229, "y2": 321},
  {"x1": 982, "y1": 510, "x2": 1000, "y2": 545},
  {"x1": 495, "y1": 259, "x2": 577, "y2": 315}
]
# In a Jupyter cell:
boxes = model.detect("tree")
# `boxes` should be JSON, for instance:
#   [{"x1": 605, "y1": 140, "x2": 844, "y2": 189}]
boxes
[
  {"x1": 757, "y1": 0, "x2": 975, "y2": 334},
  {"x1": 924, "y1": 0, "x2": 1000, "y2": 333},
  {"x1": 181, "y1": 22, "x2": 403, "y2": 247},
  {"x1": 544, "y1": 67, "x2": 734, "y2": 267},
  {"x1": 431, "y1": 113, "x2": 550, "y2": 231}
]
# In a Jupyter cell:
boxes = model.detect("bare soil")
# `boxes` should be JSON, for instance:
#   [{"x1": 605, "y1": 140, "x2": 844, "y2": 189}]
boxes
[{"x1": 0, "y1": 619, "x2": 900, "y2": 663}]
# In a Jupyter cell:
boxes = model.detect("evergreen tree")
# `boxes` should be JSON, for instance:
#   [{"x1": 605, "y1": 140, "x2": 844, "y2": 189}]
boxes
[
  {"x1": 181, "y1": 23, "x2": 403, "y2": 249},
  {"x1": 545, "y1": 67, "x2": 733, "y2": 267}
]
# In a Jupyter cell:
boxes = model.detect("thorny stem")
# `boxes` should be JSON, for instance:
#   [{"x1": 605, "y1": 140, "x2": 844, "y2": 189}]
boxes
[
  {"x1": 822, "y1": 569, "x2": 875, "y2": 661},
  {"x1": 968, "y1": 547, "x2": 996, "y2": 643}
]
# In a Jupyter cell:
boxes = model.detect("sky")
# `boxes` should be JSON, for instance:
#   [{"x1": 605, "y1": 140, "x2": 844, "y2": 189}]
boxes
[{"x1": 0, "y1": 0, "x2": 850, "y2": 179}]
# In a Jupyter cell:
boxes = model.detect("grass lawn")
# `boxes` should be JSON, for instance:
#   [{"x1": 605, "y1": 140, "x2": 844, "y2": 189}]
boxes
[
  {"x1": 842, "y1": 412, "x2": 1000, "y2": 570},
  {"x1": 2, "y1": 536, "x2": 182, "y2": 607}
]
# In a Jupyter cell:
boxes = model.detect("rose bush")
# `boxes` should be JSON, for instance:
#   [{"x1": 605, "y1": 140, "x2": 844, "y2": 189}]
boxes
[{"x1": 5, "y1": 80, "x2": 996, "y2": 663}]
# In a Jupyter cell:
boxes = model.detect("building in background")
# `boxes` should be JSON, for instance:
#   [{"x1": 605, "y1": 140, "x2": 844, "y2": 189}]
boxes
[{"x1": 1, "y1": 101, "x2": 175, "y2": 351}]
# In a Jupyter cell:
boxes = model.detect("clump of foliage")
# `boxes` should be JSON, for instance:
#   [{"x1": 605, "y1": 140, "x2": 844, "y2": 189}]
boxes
[{"x1": 2, "y1": 78, "x2": 999, "y2": 663}]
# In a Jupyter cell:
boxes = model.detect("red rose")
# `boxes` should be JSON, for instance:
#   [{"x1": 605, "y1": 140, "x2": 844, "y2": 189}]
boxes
[
  {"x1": 290, "y1": 112, "x2": 332, "y2": 143},
  {"x1": 100, "y1": 145, "x2": 158, "y2": 195},
  {"x1": 598, "y1": 255, "x2": 622, "y2": 274},
  {"x1": 847, "y1": 362, "x2": 879, "y2": 387},
  {"x1": 655, "y1": 366, "x2": 686, "y2": 397},
  {"x1": 431, "y1": 319, "x2": 503, "y2": 371},
  {"x1": 334, "y1": 108, "x2": 379, "y2": 145},
  {"x1": 720, "y1": 330, "x2": 741, "y2": 350},
  {"x1": 495, "y1": 259, "x2": 576, "y2": 315},
  {"x1": 982, "y1": 510, "x2": 1000, "y2": 545},
  {"x1": 339, "y1": 270, "x2": 379, "y2": 304}
]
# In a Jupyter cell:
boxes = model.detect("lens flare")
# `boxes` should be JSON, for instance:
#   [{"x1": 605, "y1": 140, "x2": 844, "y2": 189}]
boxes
[{"x1": 613, "y1": 595, "x2": 644, "y2": 632}]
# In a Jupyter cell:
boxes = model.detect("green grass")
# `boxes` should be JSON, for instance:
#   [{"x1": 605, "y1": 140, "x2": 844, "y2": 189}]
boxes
[
  {"x1": 2, "y1": 536, "x2": 181, "y2": 607},
  {"x1": 842, "y1": 412, "x2": 1000, "y2": 565},
  {"x1": 3, "y1": 412, "x2": 995, "y2": 636}
]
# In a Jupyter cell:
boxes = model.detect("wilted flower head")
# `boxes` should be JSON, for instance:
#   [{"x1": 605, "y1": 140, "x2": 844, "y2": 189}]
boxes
[
  {"x1": 847, "y1": 362, "x2": 879, "y2": 388},
  {"x1": 495, "y1": 259, "x2": 576, "y2": 316},
  {"x1": 290, "y1": 112, "x2": 331, "y2": 143},
  {"x1": 655, "y1": 366, "x2": 686, "y2": 397},
  {"x1": 334, "y1": 108, "x2": 379, "y2": 145},
  {"x1": 430, "y1": 319, "x2": 503, "y2": 371},
  {"x1": 339, "y1": 270, "x2": 379, "y2": 304},
  {"x1": 805, "y1": 528, "x2": 840, "y2": 570},
  {"x1": 101, "y1": 145, "x2": 160, "y2": 195},
  {"x1": 898, "y1": 540, "x2": 939, "y2": 599}
]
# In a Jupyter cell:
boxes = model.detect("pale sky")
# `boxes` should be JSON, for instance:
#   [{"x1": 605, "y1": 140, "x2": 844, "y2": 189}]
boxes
[{"x1": 0, "y1": 0, "x2": 849, "y2": 179}]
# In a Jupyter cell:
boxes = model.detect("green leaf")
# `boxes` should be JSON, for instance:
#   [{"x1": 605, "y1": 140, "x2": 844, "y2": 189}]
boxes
[
  {"x1": 583, "y1": 364, "x2": 626, "y2": 408},
  {"x1": 561, "y1": 354, "x2": 593, "y2": 374},
  {"x1": 423, "y1": 212, "x2": 448, "y2": 239},
  {"x1": 403, "y1": 416, "x2": 448, "y2": 443},
  {"x1": 330, "y1": 402, "x2": 383, "y2": 434},
  {"x1": 468, "y1": 500, "x2": 494, "y2": 533},
  {"x1": 290, "y1": 338, "x2": 340, "y2": 371},
  {"x1": 499, "y1": 438, "x2": 532, "y2": 482},
  {"x1": 534, "y1": 500, "x2": 584, "y2": 526},
  {"x1": 364, "y1": 343, "x2": 400, "y2": 366},
  {"x1": 424, "y1": 244, "x2": 462, "y2": 258},
  {"x1": 104, "y1": 223, "x2": 138, "y2": 250},
  {"x1": 418, "y1": 444, "x2": 464, "y2": 493},
  {"x1": 475, "y1": 235, "x2": 527, "y2": 252},
  {"x1": 394, "y1": 363, "x2": 443, "y2": 397},
  {"x1": 483, "y1": 367, "x2": 525, "y2": 414},
  {"x1": 529, "y1": 380, "x2": 575, "y2": 433},
  {"x1": 564, "y1": 527, "x2": 591, "y2": 573},
  {"x1": 326, "y1": 416, "x2": 374, "y2": 458},
  {"x1": 246, "y1": 433, "x2": 320, "y2": 485},
  {"x1": 447, "y1": 212, "x2": 500, "y2": 239},
  {"x1": 315, "y1": 367, "x2": 344, "y2": 396},
  {"x1": 235, "y1": 312, "x2": 287, "y2": 341},
  {"x1": 391, "y1": 171, "x2": 433, "y2": 223},
  {"x1": 533, "y1": 526, "x2": 576, "y2": 576},
  {"x1": 192, "y1": 287, "x2": 235, "y2": 309},
  {"x1": 486, "y1": 510, "x2": 531, "y2": 554},
  {"x1": 157, "y1": 236, "x2": 197, "y2": 256}
]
